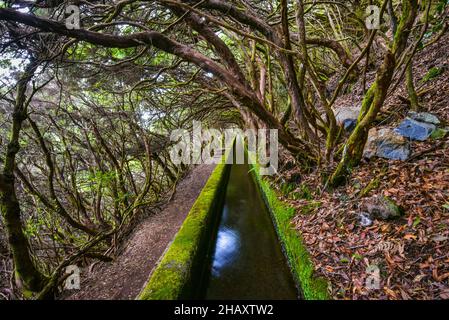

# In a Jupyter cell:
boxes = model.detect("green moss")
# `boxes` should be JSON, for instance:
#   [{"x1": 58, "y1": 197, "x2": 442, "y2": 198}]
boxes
[
  {"x1": 382, "y1": 196, "x2": 405, "y2": 218},
  {"x1": 359, "y1": 177, "x2": 380, "y2": 198},
  {"x1": 249, "y1": 161, "x2": 330, "y2": 300},
  {"x1": 431, "y1": 127, "x2": 449, "y2": 140},
  {"x1": 138, "y1": 159, "x2": 230, "y2": 300},
  {"x1": 421, "y1": 67, "x2": 443, "y2": 83},
  {"x1": 140, "y1": 147, "x2": 330, "y2": 300}
]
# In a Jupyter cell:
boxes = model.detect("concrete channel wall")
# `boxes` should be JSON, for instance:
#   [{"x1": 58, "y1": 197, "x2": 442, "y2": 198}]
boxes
[{"x1": 138, "y1": 160, "x2": 231, "y2": 300}]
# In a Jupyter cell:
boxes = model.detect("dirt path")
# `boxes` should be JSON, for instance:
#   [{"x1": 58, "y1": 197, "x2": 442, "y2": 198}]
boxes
[{"x1": 65, "y1": 164, "x2": 216, "y2": 300}]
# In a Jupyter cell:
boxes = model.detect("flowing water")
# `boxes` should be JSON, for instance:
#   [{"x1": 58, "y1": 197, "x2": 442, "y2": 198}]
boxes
[{"x1": 201, "y1": 164, "x2": 299, "y2": 300}]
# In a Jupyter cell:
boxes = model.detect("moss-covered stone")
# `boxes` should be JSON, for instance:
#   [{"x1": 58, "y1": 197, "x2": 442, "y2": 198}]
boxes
[
  {"x1": 364, "y1": 195, "x2": 404, "y2": 220},
  {"x1": 382, "y1": 196, "x2": 405, "y2": 218},
  {"x1": 248, "y1": 160, "x2": 330, "y2": 300}
]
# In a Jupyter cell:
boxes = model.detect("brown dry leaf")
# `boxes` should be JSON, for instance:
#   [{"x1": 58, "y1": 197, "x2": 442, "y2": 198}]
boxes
[
  {"x1": 325, "y1": 266, "x2": 334, "y2": 273},
  {"x1": 404, "y1": 234, "x2": 417, "y2": 240},
  {"x1": 440, "y1": 290, "x2": 449, "y2": 300},
  {"x1": 400, "y1": 289, "x2": 411, "y2": 300},
  {"x1": 439, "y1": 273, "x2": 449, "y2": 281},
  {"x1": 413, "y1": 274, "x2": 426, "y2": 282},
  {"x1": 384, "y1": 287, "x2": 398, "y2": 300}
]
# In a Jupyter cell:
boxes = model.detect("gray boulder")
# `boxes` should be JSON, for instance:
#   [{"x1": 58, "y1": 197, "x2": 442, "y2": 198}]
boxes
[
  {"x1": 395, "y1": 118, "x2": 436, "y2": 141},
  {"x1": 334, "y1": 106, "x2": 361, "y2": 131},
  {"x1": 364, "y1": 128, "x2": 411, "y2": 161},
  {"x1": 409, "y1": 111, "x2": 440, "y2": 125}
]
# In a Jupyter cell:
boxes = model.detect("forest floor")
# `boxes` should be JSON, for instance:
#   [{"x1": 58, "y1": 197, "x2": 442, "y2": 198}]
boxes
[
  {"x1": 277, "y1": 33, "x2": 449, "y2": 300},
  {"x1": 63, "y1": 164, "x2": 215, "y2": 300}
]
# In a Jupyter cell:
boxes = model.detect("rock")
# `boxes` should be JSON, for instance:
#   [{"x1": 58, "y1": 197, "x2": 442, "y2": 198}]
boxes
[
  {"x1": 342, "y1": 119, "x2": 357, "y2": 132},
  {"x1": 364, "y1": 128, "x2": 411, "y2": 161},
  {"x1": 359, "y1": 212, "x2": 373, "y2": 227},
  {"x1": 409, "y1": 111, "x2": 440, "y2": 125},
  {"x1": 395, "y1": 118, "x2": 436, "y2": 141},
  {"x1": 334, "y1": 106, "x2": 361, "y2": 131},
  {"x1": 431, "y1": 235, "x2": 448, "y2": 243},
  {"x1": 363, "y1": 195, "x2": 404, "y2": 220}
]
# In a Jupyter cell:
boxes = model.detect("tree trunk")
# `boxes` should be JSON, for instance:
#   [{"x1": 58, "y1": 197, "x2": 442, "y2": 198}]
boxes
[
  {"x1": 330, "y1": 51, "x2": 396, "y2": 186},
  {"x1": 0, "y1": 60, "x2": 46, "y2": 293},
  {"x1": 330, "y1": 0, "x2": 418, "y2": 186},
  {"x1": 406, "y1": 60, "x2": 420, "y2": 111},
  {"x1": 387, "y1": 0, "x2": 398, "y2": 37}
]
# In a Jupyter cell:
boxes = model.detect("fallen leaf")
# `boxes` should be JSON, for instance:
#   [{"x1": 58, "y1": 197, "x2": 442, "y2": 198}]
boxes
[{"x1": 404, "y1": 234, "x2": 418, "y2": 240}]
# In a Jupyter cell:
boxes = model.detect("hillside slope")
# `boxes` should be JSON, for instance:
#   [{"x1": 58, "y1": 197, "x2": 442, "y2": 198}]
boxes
[{"x1": 277, "y1": 32, "x2": 449, "y2": 300}]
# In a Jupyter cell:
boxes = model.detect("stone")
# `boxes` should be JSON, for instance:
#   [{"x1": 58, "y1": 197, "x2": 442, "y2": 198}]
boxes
[
  {"x1": 409, "y1": 111, "x2": 440, "y2": 125},
  {"x1": 363, "y1": 195, "x2": 404, "y2": 220},
  {"x1": 359, "y1": 212, "x2": 373, "y2": 227},
  {"x1": 431, "y1": 235, "x2": 448, "y2": 243},
  {"x1": 395, "y1": 118, "x2": 436, "y2": 141},
  {"x1": 333, "y1": 106, "x2": 361, "y2": 131},
  {"x1": 364, "y1": 128, "x2": 411, "y2": 161},
  {"x1": 343, "y1": 119, "x2": 357, "y2": 132}
]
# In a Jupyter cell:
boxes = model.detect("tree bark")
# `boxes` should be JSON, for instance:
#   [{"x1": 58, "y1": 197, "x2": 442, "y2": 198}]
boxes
[
  {"x1": 330, "y1": 0, "x2": 418, "y2": 186},
  {"x1": 406, "y1": 59, "x2": 420, "y2": 111},
  {"x1": 0, "y1": 60, "x2": 46, "y2": 292}
]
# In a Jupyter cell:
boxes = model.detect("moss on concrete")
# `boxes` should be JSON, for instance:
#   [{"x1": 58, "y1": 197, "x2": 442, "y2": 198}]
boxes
[
  {"x1": 249, "y1": 161, "x2": 331, "y2": 300},
  {"x1": 138, "y1": 160, "x2": 230, "y2": 300},
  {"x1": 139, "y1": 146, "x2": 330, "y2": 300}
]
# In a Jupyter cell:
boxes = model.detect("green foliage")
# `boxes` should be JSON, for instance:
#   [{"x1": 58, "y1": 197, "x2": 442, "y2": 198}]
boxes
[
  {"x1": 436, "y1": 0, "x2": 449, "y2": 14},
  {"x1": 298, "y1": 184, "x2": 313, "y2": 200},
  {"x1": 24, "y1": 217, "x2": 42, "y2": 238},
  {"x1": 287, "y1": 183, "x2": 314, "y2": 201},
  {"x1": 317, "y1": 71, "x2": 329, "y2": 82},
  {"x1": 87, "y1": 170, "x2": 116, "y2": 185},
  {"x1": 0, "y1": 57, "x2": 12, "y2": 69},
  {"x1": 413, "y1": 216, "x2": 421, "y2": 228},
  {"x1": 339, "y1": 257, "x2": 350, "y2": 264},
  {"x1": 352, "y1": 253, "x2": 363, "y2": 261}
]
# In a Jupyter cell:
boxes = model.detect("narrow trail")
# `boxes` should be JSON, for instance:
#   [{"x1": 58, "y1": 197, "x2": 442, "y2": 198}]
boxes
[{"x1": 65, "y1": 164, "x2": 216, "y2": 300}]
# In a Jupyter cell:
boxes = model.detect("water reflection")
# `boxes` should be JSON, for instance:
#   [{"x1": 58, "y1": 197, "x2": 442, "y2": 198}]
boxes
[
  {"x1": 211, "y1": 224, "x2": 240, "y2": 277},
  {"x1": 211, "y1": 205, "x2": 240, "y2": 277}
]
